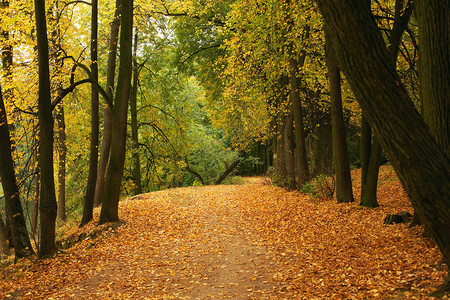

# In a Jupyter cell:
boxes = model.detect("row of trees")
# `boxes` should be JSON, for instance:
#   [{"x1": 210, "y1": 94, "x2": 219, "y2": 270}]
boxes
[
  {"x1": 0, "y1": 0, "x2": 448, "y2": 293},
  {"x1": 164, "y1": 0, "x2": 449, "y2": 292},
  {"x1": 0, "y1": 0, "x2": 248, "y2": 259}
]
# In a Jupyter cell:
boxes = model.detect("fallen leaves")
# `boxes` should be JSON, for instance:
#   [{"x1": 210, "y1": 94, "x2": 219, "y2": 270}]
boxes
[{"x1": 0, "y1": 166, "x2": 447, "y2": 299}]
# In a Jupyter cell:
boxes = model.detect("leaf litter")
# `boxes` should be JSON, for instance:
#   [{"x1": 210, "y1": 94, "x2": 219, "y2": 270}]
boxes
[{"x1": 0, "y1": 166, "x2": 447, "y2": 299}]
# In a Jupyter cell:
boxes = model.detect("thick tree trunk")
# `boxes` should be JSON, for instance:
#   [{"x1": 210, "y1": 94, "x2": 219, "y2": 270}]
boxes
[
  {"x1": 312, "y1": 124, "x2": 332, "y2": 176},
  {"x1": 56, "y1": 105, "x2": 66, "y2": 222},
  {"x1": 359, "y1": 0, "x2": 412, "y2": 209},
  {"x1": 416, "y1": 0, "x2": 450, "y2": 157},
  {"x1": 81, "y1": 0, "x2": 99, "y2": 226},
  {"x1": 325, "y1": 29, "x2": 354, "y2": 203},
  {"x1": 35, "y1": 0, "x2": 57, "y2": 258},
  {"x1": 94, "y1": 0, "x2": 121, "y2": 207},
  {"x1": 98, "y1": 0, "x2": 133, "y2": 224},
  {"x1": 0, "y1": 85, "x2": 34, "y2": 258},
  {"x1": 130, "y1": 32, "x2": 142, "y2": 195},
  {"x1": 315, "y1": 0, "x2": 450, "y2": 291}
]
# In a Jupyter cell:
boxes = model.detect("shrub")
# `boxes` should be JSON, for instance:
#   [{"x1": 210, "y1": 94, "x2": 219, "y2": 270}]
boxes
[{"x1": 301, "y1": 174, "x2": 335, "y2": 201}]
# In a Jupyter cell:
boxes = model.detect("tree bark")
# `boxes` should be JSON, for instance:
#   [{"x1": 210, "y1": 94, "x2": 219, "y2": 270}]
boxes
[
  {"x1": 325, "y1": 28, "x2": 354, "y2": 203},
  {"x1": 31, "y1": 131, "x2": 39, "y2": 236},
  {"x1": 416, "y1": 0, "x2": 450, "y2": 157},
  {"x1": 81, "y1": 0, "x2": 99, "y2": 226},
  {"x1": 315, "y1": 0, "x2": 450, "y2": 291},
  {"x1": 274, "y1": 112, "x2": 287, "y2": 180},
  {"x1": 94, "y1": 0, "x2": 121, "y2": 207},
  {"x1": 360, "y1": 112, "x2": 381, "y2": 208},
  {"x1": 0, "y1": 84, "x2": 34, "y2": 258},
  {"x1": 284, "y1": 106, "x2": 296, "y2": 190},
  {"x1": 312, "y1": 124, "x2": 333, "y2": 176},
  {"x1": 98, "y1": 0, "x2": 133, "y2": 224},
  {"x1": 0, "y1": 214, "x2": 9, "y2": 256},
  {"x1": 360, "y1": 0, "x2": 413, "y2": 208},
  {"x1": 290, "y1": 57, "x2": 310, "y2": 188},
  {"x1": 56, "y1": 105, "x2": 66, "y2": 222},
  {"x1": 130, "y1": 32, "x2": 142, "y2": 195},
  {"x1": 35, "y1": 0, "x2": 57, "y2": 258}
]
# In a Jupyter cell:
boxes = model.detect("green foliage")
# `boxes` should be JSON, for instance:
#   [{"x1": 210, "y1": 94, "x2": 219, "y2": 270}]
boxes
[
  {"x1": 300, "y1": 174, "x2": 335, "y2": 201},
  {"x1": 266, "y1": 166, "x2": 291, "y2": 188}
]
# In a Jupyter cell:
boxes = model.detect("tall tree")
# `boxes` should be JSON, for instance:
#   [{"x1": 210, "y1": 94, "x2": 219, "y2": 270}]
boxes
[
  {"x1": 325, "y1": 28, "x2": 354, "y2": 203},
  {"x1": 360, "y1": 0, "x2": 414, "y2": 208},
  {"x1": 81, "y1": 0, "x2": 99, "y2": 226},
  {"x1": 56, "y1": 105, "x2": 66, "y2": 222},
  {"x1": 94, "y1": 0, "x2": 121, "y2": 207},
  {"x1": 99, "y1": 0, "x2": 134, "y2": 224},
  {"x1": 290, "y1": 56, "x2": 310, "y2": 188},
  {"x1": 0, "y1": 83, "x2": 34, "y2": 259},
  {"x1": 130, "y1": 32, "x2": 142, "y2": 195},
  {"x1": 35, "y1": 0, "x2": 57, "y2": 257},
  {"x1": 314, "y1": 0, "x2": 450, "y2": 293},
  {"x1": 416, "y1": 0, "x2": 449, "y2": 157}
]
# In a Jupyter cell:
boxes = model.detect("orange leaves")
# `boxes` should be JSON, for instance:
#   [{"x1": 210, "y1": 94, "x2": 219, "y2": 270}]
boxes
[{"x1": 1, "y1": 169, "x2": 447, "y2": 298}]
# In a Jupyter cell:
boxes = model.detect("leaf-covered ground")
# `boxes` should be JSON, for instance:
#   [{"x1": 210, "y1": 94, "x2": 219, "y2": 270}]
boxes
[{"x1": 1, "y1": 166, "x2": 447, "y2": 299}]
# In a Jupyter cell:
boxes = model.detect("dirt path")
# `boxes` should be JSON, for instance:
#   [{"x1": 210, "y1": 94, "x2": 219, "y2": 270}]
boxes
[
  {"x1": 5, "y1": 184, "x2": 285, "y2": 299},
  {"x1": 2, "y1": 170, "x2": 446, "y2": 299}
]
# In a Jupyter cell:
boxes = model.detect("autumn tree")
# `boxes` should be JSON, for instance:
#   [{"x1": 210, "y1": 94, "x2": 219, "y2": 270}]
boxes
[
  {"x1": 35, "y1": 0, "x2": 58, "y2": 257},
  {"x1": 0, "y1": 83, "x2": 34, "y2": 258},
  {"x1": 99, "y1": 0, "x2": 134, "y2": 224},
  {"x1": 360, "y1": 0, "x2": 414, "y2": 208},
  {"x1": 81, "y1": 0, "x2": 100, "y2": 226},
  {"x1": 324, "y1": 29, "x2": 353, "y2": 203},
  {"x1": 314, "y1": 0, "x2": 450, "y2": 293},
  {"x1": 415, "y1": 0, "x2": 449, "y2": 157}
]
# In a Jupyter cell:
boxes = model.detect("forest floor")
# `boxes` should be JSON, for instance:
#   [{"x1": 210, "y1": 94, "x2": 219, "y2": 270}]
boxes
[{"x1": 0, "y1": 166, "x2": 448, "y2": 299}]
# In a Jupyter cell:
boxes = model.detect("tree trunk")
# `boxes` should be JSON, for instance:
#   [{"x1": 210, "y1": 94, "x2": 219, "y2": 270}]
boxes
[
  {"x1": 416, "y1": 0, "x2": 450, "y2": 157},
  {"x1": 359, "y1": 0, "x2": 413, "y2": 209},
  {"x1": 325, "y1": 28, "x2": 354, "y2": 203},
  {"x1": 284, "y1": 106, "x2": 296, "y2": 190},
  {"x1": 290, "y1": 57, "x2": 310, "y2": 188},
  {"x1": 215, "y1": 151, "x2": 244, "y2": 185},
  {"x1": 312, "y1": 124, "x2": 333, "y2": 176},
  {"x1": 56, "y1": 105, "x2": 66, "y2": 222},
  {"x1": 315, "y1": 0, "x2": 450, "y2": 292},
  {"x1": 0, "y1": 84, "x2": 34, "y2": 258},
  {"x1": 94, "y1": 0, "x2": 121, "y2": 207},
  {"x1": 98, "y1": 0, "x2": 133, "y2": 224},
  {"x1": 35, "y1": 0, "x2": 57, "y2": 258},
  {"x1": 360, "y1": 112, "x2": 382, "y2": 208},
  {"x1": 0, "y1": 214, "x2": 9, "y2": 256},
  {"x1": 81, "y1": 0, "x2": 99, "y2": 226},
  {"x1": 31, "y1": 131, "x2": 39, "y2": 236},
  {"x1": 274, "y1": 112, "x2": 287, "y2": 180},
  {"x1": 130, "y1": 32, "x2": 142, "y2": 195}
]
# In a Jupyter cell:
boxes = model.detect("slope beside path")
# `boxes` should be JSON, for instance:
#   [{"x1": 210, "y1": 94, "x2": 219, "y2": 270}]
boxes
[{"x1": 1, "y1": 168, "x2": 447, "y2": 299}]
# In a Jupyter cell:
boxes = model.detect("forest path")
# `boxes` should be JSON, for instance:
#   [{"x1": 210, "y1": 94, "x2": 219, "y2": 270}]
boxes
[
  {"x1": 1, "y1": 168, "x2": 446, "y2": 299},
  {"x1": 5, "y1": 180, "x2": 288, "y2": 299}
]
